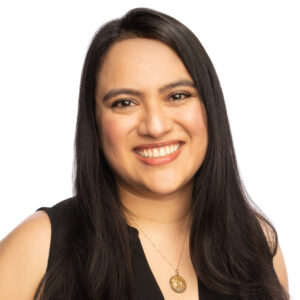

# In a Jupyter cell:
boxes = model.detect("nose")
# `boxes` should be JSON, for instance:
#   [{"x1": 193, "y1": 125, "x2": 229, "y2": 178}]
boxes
[{"x1": 137, "y1": 103, "x2": 173, "y2": 138}]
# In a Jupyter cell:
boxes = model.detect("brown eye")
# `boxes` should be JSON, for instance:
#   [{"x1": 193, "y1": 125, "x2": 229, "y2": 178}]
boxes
[
  {"x1": 111, "y1": 99, "x2": 135, "y2": 108},
  {"x1": 169, "y1": 93, "x2": 190, "y2": 102}
]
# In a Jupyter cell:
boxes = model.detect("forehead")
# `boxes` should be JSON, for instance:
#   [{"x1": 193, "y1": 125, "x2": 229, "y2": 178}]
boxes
[{"x1": 96, "y1": 38, "x2": 193, "y2": 92}]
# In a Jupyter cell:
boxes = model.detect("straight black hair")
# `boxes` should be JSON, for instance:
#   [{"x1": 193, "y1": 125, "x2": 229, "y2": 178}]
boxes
[{"x1": 35, "y1": 7, "x2": 289, "y2": 299}]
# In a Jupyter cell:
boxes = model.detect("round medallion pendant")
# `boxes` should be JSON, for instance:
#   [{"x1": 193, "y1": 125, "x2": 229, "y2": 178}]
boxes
[{"x1": 170, "y1": 274, "x2": 186, "y2": 293}]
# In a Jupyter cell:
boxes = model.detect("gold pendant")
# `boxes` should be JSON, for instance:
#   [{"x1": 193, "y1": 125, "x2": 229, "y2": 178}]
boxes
[{"x1": 170, "y1": 272, "x2": 186, "y2": 293}]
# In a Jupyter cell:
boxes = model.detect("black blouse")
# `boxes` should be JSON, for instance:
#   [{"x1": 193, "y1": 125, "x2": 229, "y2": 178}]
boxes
[{"x1": 37, "y1": 197, "x2": 240, "y2": 299}]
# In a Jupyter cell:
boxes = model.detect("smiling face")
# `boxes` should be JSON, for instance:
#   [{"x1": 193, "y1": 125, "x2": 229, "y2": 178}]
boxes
[{"x1": 95, "y1": 38, "x2": 208, "y2": 197}]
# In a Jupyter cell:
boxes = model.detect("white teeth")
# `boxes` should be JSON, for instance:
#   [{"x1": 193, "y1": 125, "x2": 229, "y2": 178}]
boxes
[
  {"x1": 159, "y1": 147, "x2": 166, "y2": 156},
  {"x1": 166, "y1": 146, "x2": 170, "y2": 155},
  {"x1": 136, "y1": 143, "x2": 181, "y2": 158}
]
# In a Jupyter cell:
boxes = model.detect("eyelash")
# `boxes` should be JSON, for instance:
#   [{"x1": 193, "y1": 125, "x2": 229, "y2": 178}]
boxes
[{"x1": 111, "y1": 92, "x2": 191, "y2": 108}]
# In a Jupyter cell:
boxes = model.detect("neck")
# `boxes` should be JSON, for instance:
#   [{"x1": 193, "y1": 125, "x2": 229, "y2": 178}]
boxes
[{"x1": 119, "y1": 180, "x2": 193, "y2": 233}]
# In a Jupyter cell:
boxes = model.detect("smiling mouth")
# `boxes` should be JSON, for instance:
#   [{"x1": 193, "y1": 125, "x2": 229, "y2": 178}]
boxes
[
  {"x1": 133, "y1": 142, "x2": 184, "y2": 166},
  {"x1": 134, "y1": 142, "x2": 181, "y2": 158}
]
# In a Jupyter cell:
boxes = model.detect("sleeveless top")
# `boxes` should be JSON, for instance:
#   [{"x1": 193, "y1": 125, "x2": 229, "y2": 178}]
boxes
[{"x1": 37, "y1": 197, "x2": 244, "y2": 299}]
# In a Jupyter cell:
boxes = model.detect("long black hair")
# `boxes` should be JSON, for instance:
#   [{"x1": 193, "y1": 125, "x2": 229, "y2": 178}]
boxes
[{"x1": 35, "y1": 7, "x2": 289, "y2": 299}]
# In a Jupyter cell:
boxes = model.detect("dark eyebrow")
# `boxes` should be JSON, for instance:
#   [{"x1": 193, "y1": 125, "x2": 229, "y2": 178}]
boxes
[{"x1": 102, "y1": 79, "x2": 196, "y2": 102}]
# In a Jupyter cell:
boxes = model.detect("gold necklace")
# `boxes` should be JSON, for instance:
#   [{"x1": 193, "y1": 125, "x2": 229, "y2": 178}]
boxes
[{"x1": 128, "y1": 215, "x2": 190, "y2": 293}]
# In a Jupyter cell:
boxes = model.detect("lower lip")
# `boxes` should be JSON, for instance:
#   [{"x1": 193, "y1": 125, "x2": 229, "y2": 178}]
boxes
[{"x1": 133, "y1": 143, "x2": 184, "y2": 166}]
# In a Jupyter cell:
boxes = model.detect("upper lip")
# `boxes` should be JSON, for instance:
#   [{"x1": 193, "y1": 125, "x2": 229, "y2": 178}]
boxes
[{"x1": 133, "y1": 140, "x2": 184, "y2": 150}]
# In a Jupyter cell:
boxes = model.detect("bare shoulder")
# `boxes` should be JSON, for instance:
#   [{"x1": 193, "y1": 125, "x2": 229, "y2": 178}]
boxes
[
  {"x1": 257, "y1": 217, "x2": 289, "y2": 293},
  {"x1": 0, "y1": 211, "x2": 51, "y2": 299},
  {"x1": 256, "y1": 217, "x2": 277, "y2": 254}
]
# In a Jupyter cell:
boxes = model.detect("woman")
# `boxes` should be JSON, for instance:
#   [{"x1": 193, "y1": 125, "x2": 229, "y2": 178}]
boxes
[{"x1": 0, "y1": 7, "x2": 289, "y2": 300}]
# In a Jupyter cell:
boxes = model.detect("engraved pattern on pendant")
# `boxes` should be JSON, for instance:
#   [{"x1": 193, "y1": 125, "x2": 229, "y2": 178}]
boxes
[{"x1": 170, "y1": 275, "x2": 187, "y2": 293}]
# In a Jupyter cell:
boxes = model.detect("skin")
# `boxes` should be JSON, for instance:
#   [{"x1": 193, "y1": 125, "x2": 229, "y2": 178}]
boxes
[
  {"x1": 95, "y1": 38, "x2": 208, "y2": 225},
  {"x1": 95, "y1": 38, "x2": 289, "y2": 298},
  {"x1": 96, "y1": 38, "x2": 207, "y2": 198},
  {"x1": 0, "y1": 211, "x2": 50, "y2": 299},
  {"x1": 0, "y1": 38, "x2": 289, "y2": 299},
  {"x1": 95, "y1": 38, "x2": 209, "y2": 299}
]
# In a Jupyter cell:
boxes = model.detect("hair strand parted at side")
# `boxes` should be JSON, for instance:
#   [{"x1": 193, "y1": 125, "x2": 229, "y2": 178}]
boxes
[{"x1": 35, "y1": 7, "x2": 289, "y2": 300}]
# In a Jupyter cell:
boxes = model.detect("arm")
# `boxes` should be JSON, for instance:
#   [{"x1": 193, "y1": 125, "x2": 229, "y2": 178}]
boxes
[{"x1": 0, "y1": 211, "x2": 51, "y2": 299}]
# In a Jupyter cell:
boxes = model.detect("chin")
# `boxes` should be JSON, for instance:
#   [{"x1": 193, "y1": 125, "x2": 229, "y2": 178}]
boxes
[{"x1": 142, "y1": 181, "x2": 186, "y2": 196}]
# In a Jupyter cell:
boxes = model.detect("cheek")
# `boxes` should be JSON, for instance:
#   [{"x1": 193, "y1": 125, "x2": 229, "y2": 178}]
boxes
[
  {"x1": 99, "y1": 114, "x2": 133, "y2": 158},
  {"x1": 100, "y1": 116, "x2": 123, "y2": 153},
  {"x1": 181, "y1": 102, "x2": 208, "y2": 139}
]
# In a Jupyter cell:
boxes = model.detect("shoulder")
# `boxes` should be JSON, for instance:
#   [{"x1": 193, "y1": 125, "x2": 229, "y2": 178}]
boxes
[
  {"x1": 0, "y1": 197, "x2": 77, "y2": 299},
  {"x1": 256, "y1": 216, "x2": 289, "y2": 293},
  {"x1": 256, "y1": 216, "x2": 277, "y2": 256},
  {"x1": 0, "y1": 210, "x2": 51, "y2": 299}
]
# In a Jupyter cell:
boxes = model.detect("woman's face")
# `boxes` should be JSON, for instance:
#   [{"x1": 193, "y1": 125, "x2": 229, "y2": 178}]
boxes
[{"x1": 95, "y1": 38, "x2": 208, "y2": 196}]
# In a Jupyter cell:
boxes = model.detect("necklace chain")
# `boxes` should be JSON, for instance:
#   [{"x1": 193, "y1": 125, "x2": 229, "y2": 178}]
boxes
[{"x1": 128, "y1": 215, "x2": 191, "y2": 274}]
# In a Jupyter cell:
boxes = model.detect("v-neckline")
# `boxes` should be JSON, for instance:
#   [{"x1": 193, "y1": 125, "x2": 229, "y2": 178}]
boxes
[
  {"x1": 128, "y1": 224, "x2": 200, "y2": 300},
  {"x1": 127, "y1": 224, "x2": 239, "y2": 300}
]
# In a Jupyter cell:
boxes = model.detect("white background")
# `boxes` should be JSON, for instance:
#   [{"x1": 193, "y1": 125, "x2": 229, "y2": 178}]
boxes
[{"x1": 0, "y1": 1, "x2": 299, "y2": 298}]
